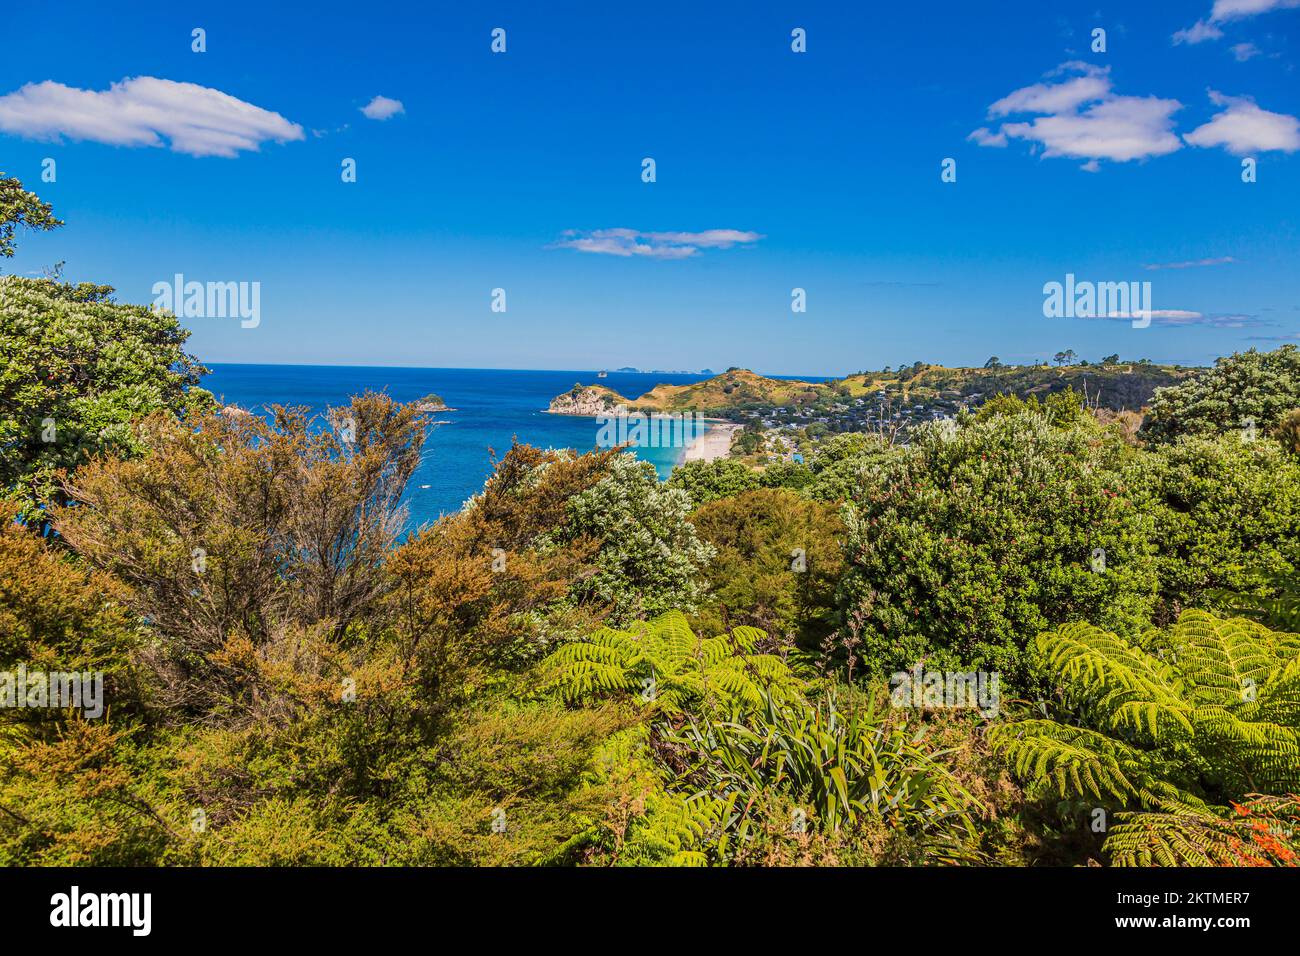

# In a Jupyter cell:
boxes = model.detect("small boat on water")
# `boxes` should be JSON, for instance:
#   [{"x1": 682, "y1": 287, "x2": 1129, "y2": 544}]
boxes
[{"x1": 597, "y1": 370, "x2": 608, "y2": 378}]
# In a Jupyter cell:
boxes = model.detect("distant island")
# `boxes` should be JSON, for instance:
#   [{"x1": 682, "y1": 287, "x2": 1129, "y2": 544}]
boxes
[{"x1": 609, "y1": 366, "x2": 715, "y2": 375}]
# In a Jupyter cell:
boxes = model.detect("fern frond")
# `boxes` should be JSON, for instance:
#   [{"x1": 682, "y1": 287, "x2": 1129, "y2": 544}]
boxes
[{"x1": 1037, "y1": 623, "x2": 1192, "y2": 740}]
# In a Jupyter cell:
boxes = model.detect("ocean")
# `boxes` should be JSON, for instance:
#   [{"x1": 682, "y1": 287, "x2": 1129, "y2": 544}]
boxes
[{"x1": 201, "y1": 364, "x2": 714, "y2": 529}]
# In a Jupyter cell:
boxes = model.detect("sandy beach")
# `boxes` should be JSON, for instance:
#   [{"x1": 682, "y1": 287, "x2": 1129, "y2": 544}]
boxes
[{"x1": 682, "y1": 422, "x2": 742, "y2": 463}]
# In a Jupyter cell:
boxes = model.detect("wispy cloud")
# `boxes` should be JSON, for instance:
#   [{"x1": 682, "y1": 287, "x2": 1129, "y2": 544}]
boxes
[
  {"x1": 1230, "y1": 42, "x2": 1262, "y2": 60},
  {"x1": 1144, "y1": 256, "x2": 1237, "y2": 270},
  {"x1": 1247, "y1": 332, "x2": 1300, "y2": 341},
  {"x1": 360, "y1": 95, "x2": 404, "y2": 120},
  {"x1": 1173, "y1": 20, "x2": 1224, "y2": 45},
  {"x1": 550, "y1": 228, "x2": 763, "y2": 260},
  {"x1": 967, "y1": 127, "x2": 1007, "y2": 147},
  {"x1": 1174, "y1": 0, "x2": 1300, "y2": 45},
  {"x1": 0, "y1": 77, "x2": 303, "y2": 157},
  {"x1": 1093, "y1": 309, "x2": 1270, "y2": 328},
  {"x1": 970, "y1": 63, "x2": 1182, "y2": 169},
  {"x1": 1185, "y1": 90, "x2": 1300, "y2": 154},
  {"x1": 1212, "y1": 0, "x2": 1300, "y2": 21}
]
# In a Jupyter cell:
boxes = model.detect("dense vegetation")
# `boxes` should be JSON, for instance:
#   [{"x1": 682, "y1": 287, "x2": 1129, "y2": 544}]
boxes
[{"x1": 3, "y1": 178, "x2": 1299, "y2": 867}]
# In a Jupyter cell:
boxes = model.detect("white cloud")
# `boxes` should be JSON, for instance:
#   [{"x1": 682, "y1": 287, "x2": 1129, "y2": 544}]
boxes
[
  {"x1": 988, "y1": 66, "x2": 1111, "y2": 116},
  {"x1": 550, "y1": 228, "x2": 762, "y2": 260},
  {"x1": 1172, "y1": 20, "x2": 1224, "y2": 44},
  {"x1": 1144, "y1": 256, "x2": 1237, "y2": 270},
  {"x1": 967, "y1": 127, "x2": 1007, "y2": 147},
  {"x1": 1211, "y1": 0, "x2": 1300, "y2": 20},
  {"x1": 1230, "y1": 42, "x2": 1262, "y2": 60},
  {"x1": 1001, "y1": 96, "x2": 1184, "y2": 163},
  {"x1": 0, "y1": 77, "x2": 304, "y2": 157},
  {"x1": 1174, "y1": 0, "x2": 1299, "y2": 44},
  {"x1": 360, "y1": 95, "x2": 404, "y2": 120},
  {"x1": 1185, "y1": 91, "x2": 1300, "y2": 154},
  {"x1": 971, "y1": 63, "x2": 1183, "y2": 168}
]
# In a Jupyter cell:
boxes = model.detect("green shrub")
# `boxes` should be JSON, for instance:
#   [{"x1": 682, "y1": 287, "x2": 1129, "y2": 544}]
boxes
[
  {"x1": 666, "y1": 458, "x2": 759, "y2": 507},
  {"x1": 1142, "y1": 435, "x2": 1300, "y2": 621},
  {"x1": 837, "y1": 414, "x2": 1158, "y2": 689},
  {"x1": 1143, "y1": 345, "x2": 1300, "y2": 443}
]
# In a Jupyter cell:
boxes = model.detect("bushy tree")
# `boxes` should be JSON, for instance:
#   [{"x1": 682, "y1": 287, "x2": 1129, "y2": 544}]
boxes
[
  {"x1": 0, "y1": 173, "x2": 61, "y2": 259},
  {"x1": 1141, "y1": 434, "x2": 1300, "y2": 622},
  {"x1": 837, "y1": 414, "x2": 1158, "y2": 688},
  {"x1": 974, "y1": 387, "x2": 1088, "y2": 428},
  {"x1": 805, "y1": 432, "x2": 895, "y2": 503},
  {"x1": 1143, "y1": 345, "x2": 1300, "y2": 443},
  {"x1": 563, "y1": 454, "x2": 715, "y2": 623},
  {"x1": 1, "y1": 276, "x2": 211, "y2": 518},
  {"x1": 666, "y1": 457, "x2": 759, "y2": 507},
  {"x1": 2, "y1": 431, "x2": 656, "y2": 865},
  {"x1": 758, "y1": 460, "x2": 815, "y2": 492},
  {"x1": 690, "y1": 488, "x2": 844, "y2": 649}
]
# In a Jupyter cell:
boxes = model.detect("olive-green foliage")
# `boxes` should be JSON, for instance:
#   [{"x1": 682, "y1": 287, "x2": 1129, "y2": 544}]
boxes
[
  {"x1": 666, "y1": 457, "x2": 759, "y2": 508},
  {"x1": 837, "y1": 413, "x2": 1158, "y2": 689},
  {"x1": 974, "y1": 387, "x2": 1088, "y2": 428},
  {"x1": 562, "y1": 454, "x2": 715, "y2": 624},
  {"x1": 757, "y1": 460, "x2": 815, "y2": 493},
  {"x1": 540, "y1": 611, "x2": 804, "y2": 716},
  {"x1": 690, "y1": 488, "x2": 844, "y2": 650},
  {"x1": 1143, "y1": 345, "x2": 1300, "y2": 443},
  {"x1": 0, "y1": 430, "x2": 650, "y2": 866},
  {"x1": 992, "y1": 611, "x2": 1300, "y2": 865},
  {"x1": 0, "y1": 276, "x2": 211, "y2": 518},
  {"x1": 1142, "y1": 435, "x2": 1300, "y2": 621}
]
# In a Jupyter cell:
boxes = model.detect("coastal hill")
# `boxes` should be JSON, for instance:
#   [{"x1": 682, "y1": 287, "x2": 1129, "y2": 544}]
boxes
[{"x1": 548, "y1": 361, "x2": 1196, "y2": 418}]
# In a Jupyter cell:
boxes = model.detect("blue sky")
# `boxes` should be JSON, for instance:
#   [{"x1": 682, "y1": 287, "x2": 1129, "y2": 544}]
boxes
[{"x1": 2, "y1": 0, "x2": 1298, "y2": 375}]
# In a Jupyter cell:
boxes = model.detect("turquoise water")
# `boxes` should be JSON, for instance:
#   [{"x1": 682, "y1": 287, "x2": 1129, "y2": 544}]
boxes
[{"x1": 202, "y1": 364, "x2": 713, "y2": 529}]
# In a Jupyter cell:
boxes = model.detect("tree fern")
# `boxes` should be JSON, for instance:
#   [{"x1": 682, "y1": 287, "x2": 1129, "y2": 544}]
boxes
[
  {"x1": 1107, "y1": 794, "x2": 1300, "y2": 866},
  {"x1": 992, "y1": 610, "x2": 1300, "y2": 864},
  {"x1": 541, "y1": 611, "x2": 805, "y2": 716}
]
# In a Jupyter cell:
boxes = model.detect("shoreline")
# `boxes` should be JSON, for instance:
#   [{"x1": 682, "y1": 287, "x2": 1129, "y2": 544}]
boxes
[{"x1": 681, "y1": 421, "x2": 742, "y2": 464}]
